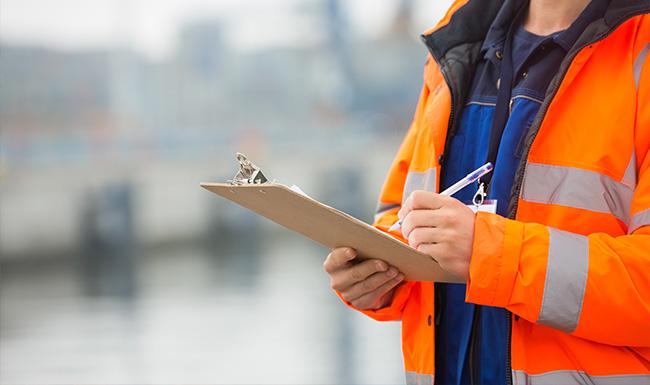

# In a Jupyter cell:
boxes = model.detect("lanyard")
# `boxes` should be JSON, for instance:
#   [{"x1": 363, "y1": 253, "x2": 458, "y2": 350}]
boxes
[{"x1": 483, "y1": 4, "x2": 527, "y2": 190}]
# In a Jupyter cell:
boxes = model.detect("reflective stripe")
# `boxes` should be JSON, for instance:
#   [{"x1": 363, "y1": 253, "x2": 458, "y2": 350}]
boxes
[
  {"x1": 513, "y1": 370, "x2": 650, "y2": 385},
  {"x1": 538, "y1": 228, "x2": 589, "y2": 333},
  {"x1": 403, "y1": 168, "x2": 437, "y2": 204},
  {"x1": 634, "y1": 43, "x2": 649, "y2": 90},
  {"x1": 376, "y1": 202, "x2": 401, "y2": 214},
  {"x1": 629, "y1": 208, "x2": 650, "y2": 234},
  {"x1": 622, "y1": 150, "x2": 637, "y2": 189},
  {"x1": 374, "y1": 202, "x2": 401, "y2": 222},
  {"x1": 521, "y1": 163, "x2": 634, "y2": 224},
  {"x1": 405, "y1": 371, "x2": 434, "y2": 385}
]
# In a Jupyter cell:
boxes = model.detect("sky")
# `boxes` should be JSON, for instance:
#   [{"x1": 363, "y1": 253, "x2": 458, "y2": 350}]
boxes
[{"x1": 0, "y1": 0, "x2": 452, "y2": 59}]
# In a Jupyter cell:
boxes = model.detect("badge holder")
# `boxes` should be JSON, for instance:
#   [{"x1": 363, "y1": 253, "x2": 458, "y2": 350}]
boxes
[{"x1": 469, "y1": 180, "x2": 497, "y2": 214}]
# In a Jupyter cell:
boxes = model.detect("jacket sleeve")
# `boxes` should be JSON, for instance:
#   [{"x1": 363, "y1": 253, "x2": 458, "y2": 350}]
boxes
[
  {"x1": 465, "y1": 50, "x2": 650, "y2": 346},
  {"x1": 336, "y1": 82, "x2": 432, "y2": 322}
]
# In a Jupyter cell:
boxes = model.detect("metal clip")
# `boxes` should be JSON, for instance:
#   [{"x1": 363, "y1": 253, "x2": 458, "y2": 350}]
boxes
[
  {"x1": 229, "y1": 152, "x2": 268, "y2": 185},
  {"x1": 472, "y1": 181, "x2": 487, "y2": 207}
]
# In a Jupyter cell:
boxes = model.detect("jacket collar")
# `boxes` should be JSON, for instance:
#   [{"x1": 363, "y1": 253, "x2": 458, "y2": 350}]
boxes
[{"x1": 422, "y1": 0, "x2": 650, "y2": 65}]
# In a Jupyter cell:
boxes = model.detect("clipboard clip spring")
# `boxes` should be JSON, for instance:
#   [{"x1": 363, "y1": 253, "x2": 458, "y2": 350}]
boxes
[{"x1": 229, "y1": 152, "x2": 269, "y2": 185}]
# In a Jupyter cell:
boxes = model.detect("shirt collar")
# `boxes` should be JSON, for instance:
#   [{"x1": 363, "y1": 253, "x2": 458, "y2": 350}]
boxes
[
  {"x1": 552, "y1": 0, "x2": 610, "y2": 51},
  {"x1": 480, "y1": 0, "x2": 610, "y2": 53}
]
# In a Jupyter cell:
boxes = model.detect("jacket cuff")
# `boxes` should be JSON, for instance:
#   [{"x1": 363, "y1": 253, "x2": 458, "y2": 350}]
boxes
[
  {"x1": 465, "y1": 212, "x2": 522, "y2": 308},
  {"x1": 336, "y1": 280, "x2": 413, "y2": 322}
]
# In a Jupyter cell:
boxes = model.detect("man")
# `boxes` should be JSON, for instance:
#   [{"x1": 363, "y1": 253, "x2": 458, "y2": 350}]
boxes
[{"x1": 323, "y1": 0, "x2": 650, "y2": 384}]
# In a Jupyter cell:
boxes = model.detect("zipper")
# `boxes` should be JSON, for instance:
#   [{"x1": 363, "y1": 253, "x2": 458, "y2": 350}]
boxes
[
  {"x1": 468, "y1": 306, "x2": 481, "y2": 385},
  {"x1": 438, "y1": 64, "x2": 459, "y2": 167},
  {"x1": 424, "y1": 44, "x2": 464, "y2": 385},
  {"x1": 419, "y1": 39, "x2": 465, "y2": 169},
  {"x1": 505, "y1": 313, "x2": 513, "y2": 385},
  {"x1": 508, "y1": 94, "x2": 544, "y2": 114},
  {"x1": 504, "y1": 40, "x2": 589, "y2": 385},
  {"x1": 504, "y1": 12, "x2": 646, "y2": 385}
]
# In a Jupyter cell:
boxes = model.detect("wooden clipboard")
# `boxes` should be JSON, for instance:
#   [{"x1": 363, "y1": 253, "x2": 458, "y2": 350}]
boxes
[{"x1": 200, "y1": 183, "x2": 462, "y2": 283}]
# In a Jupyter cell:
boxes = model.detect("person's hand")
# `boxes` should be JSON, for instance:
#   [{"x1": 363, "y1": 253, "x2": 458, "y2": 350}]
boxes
[
  {"x1": 398, "y1": 190, "x2": 476, "y2": 280},
  {"x1": 323, "y1": 247, "x2": 404, "y2": 310}
]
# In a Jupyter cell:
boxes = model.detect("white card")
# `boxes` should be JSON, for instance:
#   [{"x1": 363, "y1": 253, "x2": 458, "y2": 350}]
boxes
[{"x1": 466, "y1": 199, "x2": 497, "y2": 214}]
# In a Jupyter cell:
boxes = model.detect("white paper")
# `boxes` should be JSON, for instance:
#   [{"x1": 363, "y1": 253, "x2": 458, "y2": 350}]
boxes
[{"x1": 289, "y1": 184, "x2": 311, "y2": 199}]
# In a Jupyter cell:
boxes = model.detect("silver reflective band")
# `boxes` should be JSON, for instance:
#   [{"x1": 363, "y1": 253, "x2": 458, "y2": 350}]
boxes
[
  {"x1": 513, "y1": 370, "x2": 650, "y2": 385},
  {"x1": 521, "y1": 163, "x2": 634, "y2": 224},
  {"x1": 622, "y1": 150, "x2": 637, "y2": 189},
  {"x1": 375, "y1": 202, "x2": 401, "y2": 215},
  {"x1": 402, "y1": 168, "x2": 437, "y2": 205},
  {"x1": 405, "y1": 371, "x2": 434, "y2": 385},
  {"x1": 538, "y1": 228, "x2": 589, "y2": 333},
  {"x1": 629, "y1": 208, "x2": 650, "y2": 234},
  {"x1": 634, "y1": 43, "x2": 649, "y2": 90},
  {"x1": 374, "y1": 202, "x2": 401, "y2": 222}
]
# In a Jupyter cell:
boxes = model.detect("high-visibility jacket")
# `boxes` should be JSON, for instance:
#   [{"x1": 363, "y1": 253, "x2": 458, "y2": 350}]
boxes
[{"x1": 340, "y1": 1, "x2": 650, "y2": 384}]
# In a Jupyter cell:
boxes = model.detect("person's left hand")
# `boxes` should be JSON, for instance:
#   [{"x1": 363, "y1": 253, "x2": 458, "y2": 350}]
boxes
[{"x1": 398, "y1": 190, "x2": 476, "y2": 280}]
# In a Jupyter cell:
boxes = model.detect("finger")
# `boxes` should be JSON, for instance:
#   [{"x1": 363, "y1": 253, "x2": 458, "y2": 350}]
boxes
[
  {"x1": 416, "y1": 243, "x2": 444, "y2": 262},
  {"x1": 407, "y1": 227, "x2": 446, "y2": 250},
  {"x1": 350, "y1": 273, "x2": 405, "y2": 310},
  {"x1": 330, "y1": 259, "x2": 388, "y2": 291},
  {"x1": 402, "y1": 190, "x2": 452, "y2": 215},
  {"x1": 341, "y1": 267, "x2": 400, "y2": 301},
  {"x1": 323, "y1": 247, "x2": 357, "y2": 274},
  {"x1": 400, "y1": 209, "x2": 444, "y2": 238}
]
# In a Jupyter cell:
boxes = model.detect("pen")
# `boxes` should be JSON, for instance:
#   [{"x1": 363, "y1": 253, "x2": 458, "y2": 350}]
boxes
[{"x1": 387, "y1": 162, "x2": 494, "y2": 232}]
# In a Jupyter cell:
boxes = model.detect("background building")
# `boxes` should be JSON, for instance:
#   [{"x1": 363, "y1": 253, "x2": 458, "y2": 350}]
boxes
[{"x1": 0, "y1": 1, "x2": 452, "y2": 383}]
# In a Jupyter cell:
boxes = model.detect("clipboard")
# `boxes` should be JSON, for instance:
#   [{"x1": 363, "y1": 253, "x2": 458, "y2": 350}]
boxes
[{"x1": 200, "y1": 154, "x2": 462, "y2": 283}]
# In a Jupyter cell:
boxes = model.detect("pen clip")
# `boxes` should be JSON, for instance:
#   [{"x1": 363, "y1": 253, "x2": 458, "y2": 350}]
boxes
[{"x1": 229, "y1": 152, "x2": 268, "y2": 185}]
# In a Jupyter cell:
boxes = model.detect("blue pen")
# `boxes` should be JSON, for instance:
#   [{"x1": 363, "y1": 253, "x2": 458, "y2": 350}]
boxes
[{"x1": 387, "y1": 162, "x2": 494, "y2": 232}]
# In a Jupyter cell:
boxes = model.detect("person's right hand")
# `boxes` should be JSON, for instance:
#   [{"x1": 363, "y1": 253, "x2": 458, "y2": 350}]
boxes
[{"x1": 323, "y1": 247, "x2": 405, "y2": 310}]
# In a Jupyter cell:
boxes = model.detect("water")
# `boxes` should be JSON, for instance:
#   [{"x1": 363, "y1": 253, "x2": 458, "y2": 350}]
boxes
[{"x1": 0, "y1": 234, "x2": 404, "y2": 384}]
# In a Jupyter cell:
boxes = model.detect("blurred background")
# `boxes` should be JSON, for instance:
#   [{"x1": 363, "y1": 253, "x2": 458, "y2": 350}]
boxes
[{"x1": 0, "y1": 0, "x2": 452, "y2": 383}]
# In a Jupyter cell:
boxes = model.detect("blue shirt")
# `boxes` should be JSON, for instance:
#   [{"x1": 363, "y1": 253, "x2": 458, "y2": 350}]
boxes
[{"x1": 434, "y1": 1, "x2": 609, "y2": 384}]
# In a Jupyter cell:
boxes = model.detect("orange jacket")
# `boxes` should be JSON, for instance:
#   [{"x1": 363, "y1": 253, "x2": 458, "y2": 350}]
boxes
[{"x1": 340, "y1": 1, "x2": 650, "y2": 384}]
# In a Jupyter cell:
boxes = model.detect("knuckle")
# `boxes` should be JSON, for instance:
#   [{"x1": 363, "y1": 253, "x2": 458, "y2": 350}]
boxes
[
  {"x1": 350, "y1": 267, "x2": 362, "y2": 281},
  {"x1": 436, "y1": 242, "x2": 449, "y2": 257},
  {"x1": 361, "y1": 279, "x2": 374, "y2": 292},
  {"x1": 408, "y1": 234, "x2": 418, "y2": 249},
  {"x1": 413, "y1": 190, "x2": 426, "y2": 201},
  {"x1": 409, "y1": 228, "x2": 421, "y2": 243},
  {"x1": 372, "y1": 259, "x2": 387, "y2": 272},
  {"x1": 402, "y1": 218, "x2": 413, "y2": 237},
  {"x1": 441, "y1": 229, "x2": 454, "y2": 243},
  {"x1": 385, "y1": 277, "x2": 401, "y2": 290},
  {"x1": 445, "y1": 210, "x2": 458, "y2": 225}
]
